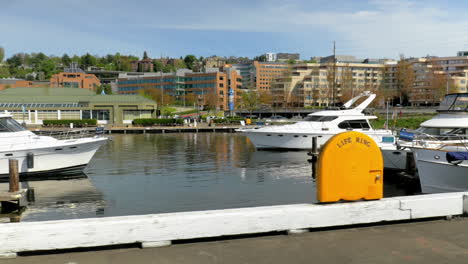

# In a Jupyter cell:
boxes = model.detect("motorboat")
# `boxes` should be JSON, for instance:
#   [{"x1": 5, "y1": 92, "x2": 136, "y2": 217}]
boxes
[
  {"x1": 413, "y1": 146, "x2": 468, "y2": 193},
  {"x1": 238, "y1": 91, "x2": 395, "y2": 150},
  {"x1": 382, "y1": 93, "x2": 468, "y2": 170},
  {"x1": 0, "y1": 114, "x2": 108, "y2": 177}
]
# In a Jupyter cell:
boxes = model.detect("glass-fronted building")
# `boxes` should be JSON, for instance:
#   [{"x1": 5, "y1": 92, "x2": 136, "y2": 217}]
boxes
[{"x1": 0, "y1": 87, "x2": 157, "y2": 126}]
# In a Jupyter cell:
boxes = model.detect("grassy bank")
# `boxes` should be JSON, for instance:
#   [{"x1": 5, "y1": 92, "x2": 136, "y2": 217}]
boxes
[{"x1": 370, "y1": 115, "x2": 435, "y2": 130}]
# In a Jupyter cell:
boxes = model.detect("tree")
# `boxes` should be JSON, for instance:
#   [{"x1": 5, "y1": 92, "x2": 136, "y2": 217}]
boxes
[
  {"x1": 338, "y1": 64, "x2": 354, "y2": 103},
  {"x1": 184, "y1": 55, "x2": 197, "y2": 70},
  {"x1": 253, "y1": 55, "x2": 267, "y2": 62},
  {"x1": 184, "y1": 93, "x2": 198, "y2": 106},
  {"x1": 153, "y1": 60, "x2": 164, "y2": 72},
  {"x1": 239, "y1": 89, "x2": 261, "y2": 117},
  {"x1": 203, "y1": 91, "x2": 218, "y2": 112},
  {"x1": 395, "y1": 55, "x2": 415, "y2": 105},
  {"x1": 325, "y1": 62, "x2": 336, "y2": 106},
  {"x1": 80, "y1": 53, "x2": 97, "y2": 70},
  {"x1": 39, "y1": 59, "x2": 57, "y2": 79},
  {"x1": 6, "y1": 54, "x2": 23, "y2": 68},
  {"x1": 61, "y1": 54, "x2": 71, "y2": 66},
  {"x1": 0, "y1": 66, "x2": 10, "y2": 78},
  {"x1": 427, "y1": 71, "x2": 447, "y2": 104},
  {"x1": 0, "y1": 47, "x2": 4, "y2": 62},
  {"x1": 96, "y1": 84, "x2": 113, "y2": 95},
  {"x1": 143, "y1": 51, "x2": 149, "y2": 60}
]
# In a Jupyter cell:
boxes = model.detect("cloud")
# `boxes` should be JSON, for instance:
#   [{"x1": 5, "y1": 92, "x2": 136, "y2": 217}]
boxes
[
  {"x1": 144, "y1": 0, "x2": 468, "y2": 58},
  {"x1": 1, "y1": 0, "x2": 467, "y2": 59}
]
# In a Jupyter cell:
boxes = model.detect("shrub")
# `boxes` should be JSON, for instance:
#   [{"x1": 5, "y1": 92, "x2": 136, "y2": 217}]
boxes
[
  {"x1": 42, "y1": 119, "x2": 97, "y2": 127},
  {"x1": 132, "y1": 118, "x2": 183, "y2": 126}
]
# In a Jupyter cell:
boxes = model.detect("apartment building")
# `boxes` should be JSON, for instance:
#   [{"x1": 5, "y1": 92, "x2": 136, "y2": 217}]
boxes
[
  {"x1": 402, "y1": 53, "x2": 468, "y2": 105},
  {"x1": 271, "y1": 56, "x2": 394, "y2": 107},
  {"x1": 117, "y1": 68, "x2": 242, "y2": 111}
]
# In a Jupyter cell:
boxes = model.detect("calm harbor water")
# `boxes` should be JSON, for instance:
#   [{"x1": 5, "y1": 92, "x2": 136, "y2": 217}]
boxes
[{"x1": 15, "y1": 133, "x2": 412, "y2": 222}]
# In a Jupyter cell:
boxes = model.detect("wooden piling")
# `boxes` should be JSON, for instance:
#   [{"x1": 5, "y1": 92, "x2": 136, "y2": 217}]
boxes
[{"x1": 9, "y1": 159, "x2": 19, "y2": 193}]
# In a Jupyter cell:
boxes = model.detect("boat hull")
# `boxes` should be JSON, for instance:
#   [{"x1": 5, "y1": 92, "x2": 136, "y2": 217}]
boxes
[
  {"x1": 0, "y1": 137, "x2": 107, "y2": 177},
  {"x1": 414, "y1": 148, "x2": 468, "y2": 193},
  {"x1": 243, "y1": 131, "x2": 393, "y2": 150},
  {"x1": 381, "y1": 147, "x2": 409, "y2": 170}
]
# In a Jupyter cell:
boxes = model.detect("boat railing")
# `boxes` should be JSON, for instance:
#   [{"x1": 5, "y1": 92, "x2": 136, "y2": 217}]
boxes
[
  {"x1": 34, "y1": 127, "x2": 105, "y2": 140},
  {"x1": 397, "y1": 129, "x2": 468, "y2": 149}
]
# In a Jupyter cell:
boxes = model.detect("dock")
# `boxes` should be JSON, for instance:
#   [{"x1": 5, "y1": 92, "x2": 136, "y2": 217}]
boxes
[
  {"x1": 0, "y1": 159, "x2": 26, "y2": 216},
  {"x1": 31, "y1": 124, "x2": 249, "y2": 135},
  {"x1": 1, "y1": 192, "x2": 467, "y2": 258},
  {"x1": 3, "y1": 217, "x2": 468, "y2": 264}
]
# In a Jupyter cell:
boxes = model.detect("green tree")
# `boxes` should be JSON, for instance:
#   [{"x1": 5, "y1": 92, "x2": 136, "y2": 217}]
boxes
[
  {"x1": 184, "y1": 55, "x2": 197, "y2": 70},
  {"x1": 61, "y1": 54, "x2": 71, "y2": 66},
  {"x1": 96, "y1": 84, "x2": 113, "y2": 95},
  {"x1": 6, "y1": 54, "x2": 23, "y2": 68},
  {"x1": 143, "y1": 51, "x2": 149, "y2": 60},
  {"x1": 31, "y1": 52, "x2": 47, "y2": 66},
  {"x1": 153, "y1": 60, "x2": 164, "y2": 72},
  {"x1": 240, "y1": 89, "x2": 261, "y2": 117},
  {"x1": 0, "y1": 66, "x2": 10, "y2": 78},
  {"x1": 173, "y1": 59, "x2": 186, "y2": 69},
  {"x1": 253, "y1": 55, "x2": 267, "y2": 62},
  {"x1": 80, "y1": 53, "x2": 97, "y2": 69},
  {"x1": 39, "y1": 59, "x2": 57, "y2": 79},
  {"x1": 0, "y1": 47, "x2": 4, "y2": 62}
]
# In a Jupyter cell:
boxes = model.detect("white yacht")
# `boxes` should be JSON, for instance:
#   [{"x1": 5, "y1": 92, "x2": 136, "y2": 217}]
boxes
[
  {"x1": 413, "y1": 147, "x2": 468, "y2": 193},
  {"x1": 0, "y1": 114, "x2": 107, "y2": 177},
  {"x1": 239, "y1": 91, "x2": 395, "y2": 150},
  {"x1": 382, "y1": 93, "x2": 468, "y2": 170}
]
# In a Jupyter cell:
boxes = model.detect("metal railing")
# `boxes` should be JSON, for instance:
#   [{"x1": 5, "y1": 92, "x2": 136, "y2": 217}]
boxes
[{"x1": 33, "y1": 127, "x2": 105, "y2": 140}]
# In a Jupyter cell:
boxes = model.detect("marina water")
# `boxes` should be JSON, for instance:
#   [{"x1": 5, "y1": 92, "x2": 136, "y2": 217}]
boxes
[{"x1": 10, "y1": 133, "x2": 412, "y2": 222}]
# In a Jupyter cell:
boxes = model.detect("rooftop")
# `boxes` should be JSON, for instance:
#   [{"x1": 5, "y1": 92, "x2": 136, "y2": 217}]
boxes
[{"x1": 0, "y1": 87, "x2": 157, "y2": 105}]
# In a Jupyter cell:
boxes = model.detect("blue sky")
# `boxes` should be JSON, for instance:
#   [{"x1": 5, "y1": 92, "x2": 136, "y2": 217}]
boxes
[{"x1": 1, "y1": 0, "x2": 468, "y2": 60}]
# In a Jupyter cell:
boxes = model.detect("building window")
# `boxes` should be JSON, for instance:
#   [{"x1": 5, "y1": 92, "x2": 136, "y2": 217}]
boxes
[{"x1": 92, "y1": 110, "x2": 110, "y2": 121}]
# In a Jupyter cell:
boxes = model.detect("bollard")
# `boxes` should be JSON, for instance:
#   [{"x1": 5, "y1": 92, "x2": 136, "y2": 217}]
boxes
[
  {"x1": 9, "y1": 159, "x2": 19, "y2": 193},
  {"x1": 311, "y1": 137, "x2": 318, "y2": 179},
  {"x1": 307, "y1": 137, "x2": 319, "y2": 179}
]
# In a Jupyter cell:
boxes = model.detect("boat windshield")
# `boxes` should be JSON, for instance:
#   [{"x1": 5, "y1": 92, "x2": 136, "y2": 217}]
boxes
[
  {"x1": 304, "y1": 115, "x2": 338, "y2": 122},
  {"x1": 438, "y1": 94, "x2": 468, "y2": 112},
  {"x1": 416, "y1": 127, "x2": 468, "y2": 137},
  {"x1": 0, "y1": 117, "x2": 26, "y2": 132}
]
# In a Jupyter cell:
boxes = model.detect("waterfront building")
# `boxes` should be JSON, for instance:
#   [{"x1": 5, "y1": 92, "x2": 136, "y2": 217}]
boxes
[
  {"x1": 226, "y1": 64, "x2": 252, "y2": 90},
  {"x1": 49, "y1": 63, "x2": 101, "y2": 90},
  {"x1": 253, "y1": 61, "x2": 291, "y2": 92},
  {"x1": 0, "y1": 87, "x2": 157, "y2": 126},
  {"x1": 400, "y1": 53, "x2": 468, "y2": 106},
  {"x1": 271, "y1": 56, "x2": 396, "y2": 107},
  {"x1": 117, "y1": 68, "x2": 242, "y2": 111}
]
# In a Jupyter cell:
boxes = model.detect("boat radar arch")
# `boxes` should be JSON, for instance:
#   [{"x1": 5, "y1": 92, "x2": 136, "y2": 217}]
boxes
[{"x1": 342, "y1": 91, "x2": 376, "y2": 112}]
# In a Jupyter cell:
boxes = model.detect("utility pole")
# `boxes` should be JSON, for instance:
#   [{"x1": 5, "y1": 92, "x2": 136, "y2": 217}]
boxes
[{"x1": 332, "y1": 41, "x2": 337, "y2": 106}]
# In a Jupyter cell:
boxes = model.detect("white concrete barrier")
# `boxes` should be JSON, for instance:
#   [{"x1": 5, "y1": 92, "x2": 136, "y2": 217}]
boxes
[{"x1": 0, "y1": 192, "x2": 467, "y2": 257}]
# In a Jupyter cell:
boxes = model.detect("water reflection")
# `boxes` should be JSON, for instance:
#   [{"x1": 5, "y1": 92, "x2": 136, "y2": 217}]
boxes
[
  {"x1": 13, "y1": 133, "x2": 411, "y2": 221},
  {"x1": 11, "y1": 173, "x2": 105, "y2": 222}
]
